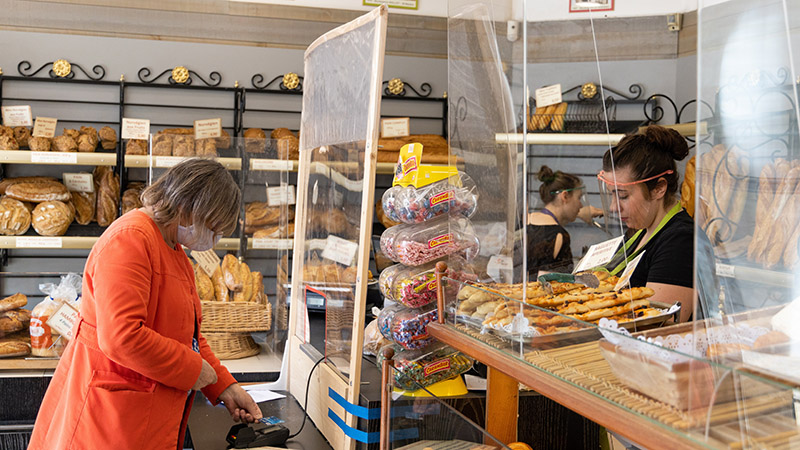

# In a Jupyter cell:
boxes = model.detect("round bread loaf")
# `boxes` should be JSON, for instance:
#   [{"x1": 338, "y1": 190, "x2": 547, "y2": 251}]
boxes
[
  {"x1": 32, "y1": 201, "x2": 74, "y2": 236},
  {"x1": 0, "y1": 197, "x2": 31, "y2": 235}
]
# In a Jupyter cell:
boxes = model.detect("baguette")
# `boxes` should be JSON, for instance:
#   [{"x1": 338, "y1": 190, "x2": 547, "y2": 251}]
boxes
[
  {"x1": 754, "y1": 165, "x2": 800, "y2": 263},
  {"x1": 541, "y1": 104, "x2": 558, "y2": 130},
  {"x1": 550, "y1": 102, "x2": 568, "y2": 132},
  {"x1": 748, "y1": 163, "x2": 777, "y2": 260},
  {"x1": 233, "y1": 262, "x2": 253, "y2": 302},
  {"x1": 0, "y1": 293, "x2": 27, "y2": 313},
  {"x1": 222, "y1": 254, "x2": 243, "y2": 292},
  {"x1": 211, "y1": 266, "x2": 229, "y2": 302},
  {"x1": 193, "y1": 264, "x2": 215, "y2": 302}
]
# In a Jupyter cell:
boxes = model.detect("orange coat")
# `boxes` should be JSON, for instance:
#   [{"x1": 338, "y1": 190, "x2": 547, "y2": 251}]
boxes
[{"x1": 29, "y1": 211, "x2": 236, "y2": 450}]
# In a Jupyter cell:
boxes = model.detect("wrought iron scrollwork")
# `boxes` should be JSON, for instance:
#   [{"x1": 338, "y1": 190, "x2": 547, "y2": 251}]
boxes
[
  {"x1": 250, "y1": 73, "x2": 304, "y2": 91},
  {"x1": 137, "y1": 67, "x2": 222, "y2": 86},
  {"x1": 17, "y1": 60, "x2": 106, "y2": 80},
  {"x1": 561, "y1": 83, "x2": 643, "y2": 101},
  {"x1": 449, "y1": 96, "x2": 468, "y2": 150},
  {"x1": 382, "y1": 79, "x2": 432, "y2": 98}
]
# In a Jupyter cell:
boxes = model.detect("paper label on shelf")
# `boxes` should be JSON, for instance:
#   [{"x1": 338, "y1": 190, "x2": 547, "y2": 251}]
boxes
[
  {"x1": 614, "y1": 251, "x2": 646, "y2": 291},
  {"x1": 381, "y1": 117, "x2": 410, "y2": 138},
  {"x1": 121, "y1": 118, "x2": 150, "y2": 140},
  {"x1": 194, "y1": 118, "x2": 222, "y2": 139},
  {"x1": 1, "y1": 105, "x2": 33, "y2": 127},
  {"x1": 573, "y1": 236, "x2": 624, "y2": 274},
  {"x1": 191, "y1": 249, "x2": 221, "y2": 277},
  {"x1": 32, "y1": 117, "x2": 58, "y2": 138},
  {"x1": 155, "y1": 156, "x2": 184, "y2": 168},
  {"x1": 250, "y1": 158, "x2": 293, "y2": 171},
  {"x1": 487, "y1": 255, "x2": 514, "y2": 283},
  {"x1": 535, "y1": 84, "x2": 562, "y2": 108},
  {"x1": 716, "y1": 262, "x2": 735, "y2": 278},
  {"x1": 321, "y1": 235, "x2": 358, "y2": 266},
  {"x1": 46, "y1": 302, "x2": 80, "y2": 341},
  {"x1": 267, "y1": 185, "x2": 296, "y2": 206},
  {"x1": 63, "y1": 173, "x2": 94, "y2": 193},
  {"x1": 16, "y1": 237, "x2": 63, "y2": 248},
  {"x1": 253, "y1": 238, "x2": 293, "y2": 250},
  {"x1": 30, "y1": 151, "x2": 77, "y2": 164}
]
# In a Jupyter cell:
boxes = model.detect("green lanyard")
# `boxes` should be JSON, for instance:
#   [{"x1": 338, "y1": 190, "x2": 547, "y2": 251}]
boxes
[{"x1": 608, "y1": 203, "x2": 683, "y2": 276}]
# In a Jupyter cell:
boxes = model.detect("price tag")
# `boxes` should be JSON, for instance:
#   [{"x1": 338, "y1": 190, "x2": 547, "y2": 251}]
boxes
[
  {"x1": 573, "y1": 236, "x2": 624, "y2": 274},
  {"x1": 194, "y1": 118, "x2": 222, "y2": 139},
  {"x1": 155, "y1": 156, "x2": 184, "y2": 168},
  {"x1": 32, "y1": 117, "x2": 58, "y2": 138},
  {"x1": 380, "y1": 117, "x2": 410, "y2": 138},
  {"x1": 121, "y1": 118, "x2": 150, "y2": 140},
  {"x1": 16, "y1": 237, "x2": 63, "y2": 248},
  {"x1": 191, "y1": 249, "x2": 221, "y2": 277},
  {"x1": 535, "y1": 83, "x2": 563, "y2": 108},
  {"x1": 1, "y1": 105, "x2": 33, "y2": 127},
  {"x1": 487, "y1": 255, "x2": 514, "y2": 283},
  {"x1": 321, "y1": 235, "x2": 358, "y2": 266},
  {"x1": 715, "y1": 262, "x2": 735, "y2": 278},
  {"x1": 253, "y1": 238, "x2": 293, "y2": 250},
  {"x1": 30, "y1": 152, "x2": 77, "y2": 164},
  {"x1": 250, "y1": 158, "x2": 293, "y2": 171},
  {"x1": 614, "y1": 251, "x2": 646, "y2": 291},
  {"x1": 63, "y1": 173, "x2": 94, "y2": 193},
  {"x1": 267, "y1": 185, "x2": 296, "y2": 206},
  {"x1": 46, "y1": 301, "x2": 80, "y2": 341}
]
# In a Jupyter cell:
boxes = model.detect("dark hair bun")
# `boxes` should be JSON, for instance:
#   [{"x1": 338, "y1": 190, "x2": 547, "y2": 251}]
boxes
[
  {"x1": 643, "y1": 125, "x2": 689, "y2": 161},
  {"x1": 537, "y1": 165, "x2": 555, "y2": 183}
]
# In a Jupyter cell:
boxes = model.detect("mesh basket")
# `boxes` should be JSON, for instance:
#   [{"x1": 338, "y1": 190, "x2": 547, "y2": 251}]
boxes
[
  {"x1": 200, "y1": 301, "x2": 272, "y2": 333},
  {"x1": 203, "y1": 332, "x2": 260, "y2": 360}
]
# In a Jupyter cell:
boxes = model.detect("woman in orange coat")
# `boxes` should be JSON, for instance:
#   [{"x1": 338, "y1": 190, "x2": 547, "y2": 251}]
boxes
[{"x1": 29, "y1": 158, "x2": 262, "y2": 450}]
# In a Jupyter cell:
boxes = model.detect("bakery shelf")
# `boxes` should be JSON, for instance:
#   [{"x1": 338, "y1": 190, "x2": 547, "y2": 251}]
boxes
[
  {"x1": 496, "y1": 123, "x2": 705, "y2": 146},
  {"x1": 713, "y1": 261, "x2": 794, "y2": 288},
  {"x1": 0, "y1": 150, "x2": 117, "y2": 166},
  {"x1": 0, "y1": 358, "x2": 59, "y2": 370},
  {"x1": 0, "y1": 236, "x2": 98, "y2": 249},
  {"x1": 124, "y1": 155, "x2": 242, "y2": 170}
]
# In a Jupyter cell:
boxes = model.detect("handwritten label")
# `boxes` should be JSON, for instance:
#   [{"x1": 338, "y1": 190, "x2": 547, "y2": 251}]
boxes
[
  {"x1": 253, "y1": 238, "x2": 293, "y2": 250},
  {"x1": 267, "y1": 185, "x2": 296, "y2": 206},
  {"x1": 32, "y1": 117, "x2": 58, "y2": 138},
  {"x1": 321, "y1": 235, "x2": 358, "y2": 267},
  {"x1": 614, "y1": 251, "x2": 646, "y2": 291},
  {"x1": 46, "y1": 302, "x2": 80, "y2": 341},
  {"x1": 535, "y1": 84, "x2": 563, "y2": 108},
  {"x1": 191, "y1": 249, "x2": 221, "y2": 277},
  {"x1": 1, "y1": 105, "x2": 33, "y2": 127},
  {"x1": 194, "y1": 118, "x2": 222, "y2": 139},
  {"x1": 487, "y1": 255, "x2": 514, "y2": 284},
  {"x1": 250, "y1": 158, "x2": 293, "y2": 172},
  {"x1": 30, "y1": 152, "x2": 77, "y2": 164},
  {"x1": 63, "y1": 173, "x2": 94, "y2": 193},
  {"x1": 716, "y1": 262, "x2": 735, "y2": 278},
  {"x1": 121, "y1": 118, "x2": 150, "y2": 140},
  {"x1": 155, "y1": 156, "x2": 184, "y2": 168},
  {"x1": 16, "y1": 237, "x2": 63, "y2": 248},
  {"x1": 573, "y1": 236, "x2": 624, "y2": 274},
  {"x1": 381, "y1": 117, "x2": 410, "y2": 138}
]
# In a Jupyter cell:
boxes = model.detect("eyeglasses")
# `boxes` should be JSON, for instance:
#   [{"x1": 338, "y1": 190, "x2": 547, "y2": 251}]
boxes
[
  {"x1": 550, "y1": 185, "x2": 586, "y2": 195},
  {"x1": 596, "y1": 170, "x2": 674, "y2": 187}
]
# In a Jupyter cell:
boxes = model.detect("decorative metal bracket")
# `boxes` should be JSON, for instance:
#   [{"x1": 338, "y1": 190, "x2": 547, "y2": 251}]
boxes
[
  {"x1": 137, "y1": 66, "x2": 222, "y2": 86},
  {"x1": 559, "y1": 83, "x2": 643, "y2": 102},
  {"x1": 251, "y1": 72, "x2": 304, "y2": 91},
  {"x1": 17, "y1": 59, "x2": 106, "y2": 80},
  {"x1": 382, "y1": 78, "x2": 432, "y2": 97}
]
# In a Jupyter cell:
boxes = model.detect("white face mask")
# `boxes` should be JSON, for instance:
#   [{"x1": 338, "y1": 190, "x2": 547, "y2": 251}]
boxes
[{"x1": 177, "y1": 223, "x2": 222, "y2": 251}]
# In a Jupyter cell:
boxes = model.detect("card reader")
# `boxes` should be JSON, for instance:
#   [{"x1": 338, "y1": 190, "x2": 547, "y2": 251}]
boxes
[{"x1": 226, "y1": 420, "x2": 290, "y2": 448}]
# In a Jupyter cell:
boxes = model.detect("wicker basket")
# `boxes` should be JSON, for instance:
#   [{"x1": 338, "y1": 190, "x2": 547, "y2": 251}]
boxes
[
  {"x1": 203, "y1": 332, "x2": 260, "y2": 360},
  {"x1": 201, "y1": 301, "x2": 271, "y2": 333}
]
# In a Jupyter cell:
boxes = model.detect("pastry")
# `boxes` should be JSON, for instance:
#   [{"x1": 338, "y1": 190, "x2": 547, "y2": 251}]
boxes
[
  {"x1": 13, "y1": 127, "x2": 31, "y2": 147},
  {"x1": 6, "y1": 180, "x2": 71, "y2": 203},
  {"x1": 0, "y1": 176, "x2": 57, "y2": 195},
  {"x1": 32, "y1": 201, "x2": 74, "y2": 236},
  {"x1": 28, "y1": 136, "x2": 51, "y2": 152},
  {"x1": 211, "y1": 266, "x2": 229, "y2": 302},
  {"x1": 125, "y1": 139, "x2": 148, "y2": 155},
  {"x1": 193, "y1": 264, "x2": 215, "y2": 302},
  {"x1": 753, "y1": 330, "x2": 791, "y2": 348},
  {"x1": 0, "y1": 197, "x2": 31, "y2": 235},
  {"x1": 0, "y1": 135, "x2": 19, "y2": 150},
  {"x1": 244, "y1": 128, "x2": 266, "y2": 153},
  {"x1": 222, "y1": 254, "x2": 243, "y2": 292},
  {"x1": 98, "y1": 126, "x2": 117, "y2": 150},
  {"x1": 71, "y1": 190, "x2": 96, "y2": 225},
  {"x1": 77, "y1": 134, "x2": 96, "y2": 152},
  {"x1": 173, "y1": 135, "x2": 195, "y2": 157},
  {"x1": 94, "y1": 166, "x2": 120, "y2": 227},
  {"x1": 52, "y1": 135, "x2": 77, "y2": 152},
  {"x1": 63, "y1": 129, "x2": 80, "y2": 141},
  {"x1": 0, "y1": 293, "x2": 27, "y2": 313},
  {"x1": 276, "y1": 135, "x2": 299, "y2": 160}
]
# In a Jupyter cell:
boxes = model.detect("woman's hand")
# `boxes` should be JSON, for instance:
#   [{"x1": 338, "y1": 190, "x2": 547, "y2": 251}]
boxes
[
  {"x1": 218, "y1": 383, "x2": 263, "y2": 423},
  {"x1": 192, "y1": 359, "x2": 218, "y2": 391},
  {"x1": 578, "y1": 205, "x2": 604, "y2": 224}
]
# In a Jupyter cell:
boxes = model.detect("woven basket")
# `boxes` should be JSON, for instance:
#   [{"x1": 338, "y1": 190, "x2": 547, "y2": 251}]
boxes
[
  {"x1": 201, "y1": 301, "x2": 271, "y2": 333},
  {"x1": 203, "y1": 332, "x2": 260, "y2": 360}
]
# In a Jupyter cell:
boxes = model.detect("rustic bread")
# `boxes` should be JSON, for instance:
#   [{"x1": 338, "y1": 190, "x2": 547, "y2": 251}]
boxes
[
  {"x1": 0, "y1": 197, "x2": 31, "y2": 235},
  {"x1": 173, "y1": 135, "x2": 195, "y2": 157},
  {"x1": 98, "y1": 126, "x2": 117, "y2": 150},
  {"x1": 63, "y1": 129, "x2": 80, "y2": 141},
  {"x1": 270, "y1": 128, "x2": 295, "y2": 139},
  {"x1": 70, "y1": 190, "x2": 96, "y2": 225},
  {"x1": 32, "y1": 201, "x2": 74, "y2": 236},
  {"x1": 222, "y1": 254, "x2": 243, "y2": 292},
  {"x1": 94, "y1": 166, "x2": 120, "y2": 227},
  {"x1": 0, "y1": 293, "x2": 27, "y2": 313},
  {"x1": 6, "y1": 180, "x2": 71, "y2": 203},
  {"x1": 125, "y1": 139, "x2": 148, "y2": 155},
  {"x1": 13, "y1": 127, "x2": 31, "y2": 147},
  {"x1": 52, "y1": 135, "x2": 77, "y2": 152},
  {"x1": 193, "y1": 264, "x2": 215, "y2": 302},
  {"x1": 28, "y1": 136, "x2": 51, "y2": 152},
  {"x1": 121, "y1": 185, "x2": 144, "y2": 215},
  {"x1": 212, "y1": 266, "x2": 229, "y2": 302},
  {"x1": 233, "y1": 262, "x2": 253, "y2": 302},
  {"x1": 216, "y1": 130, "x2": 231, "y2": 149},
  {"x1": 195, "y1": 138, "x2": 218, "y2": 157},
  {"x1": 0, "y1": 177, "x2": 58, "y2": 195},
  {"x1": 0, "y1": 135, "x2": 19, "y2": 150},
  {"x1": 244, "y1": 128, "x2": 266, "y2": 153}
]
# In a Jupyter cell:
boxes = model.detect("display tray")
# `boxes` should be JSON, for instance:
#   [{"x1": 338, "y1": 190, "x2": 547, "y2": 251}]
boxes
[{"x1": 454, "y1": 301, "x2": 680, "y2": 348}]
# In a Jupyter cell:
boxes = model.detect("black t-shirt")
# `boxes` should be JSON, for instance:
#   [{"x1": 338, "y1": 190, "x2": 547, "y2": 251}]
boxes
[
  {"x1": 605, "y1": 209, "x2": 694, "y2": 288},
  {"x1": 526, "y1": 224, "x2": 573, "y2": 277}
]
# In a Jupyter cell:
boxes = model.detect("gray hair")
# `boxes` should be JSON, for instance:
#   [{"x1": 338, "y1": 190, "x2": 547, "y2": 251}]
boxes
[{"x1": 141, "y1": 158, "x2": 241, "y2": 235}]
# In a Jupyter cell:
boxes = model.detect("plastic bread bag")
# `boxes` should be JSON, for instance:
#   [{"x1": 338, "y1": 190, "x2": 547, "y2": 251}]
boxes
[
  {"x1": 363, "y1": 307, "x2": 392, "y2": 356},
  {"x1": 376, "y1": 342, "x2": 473, "y2": 390},
  {"x1": 377, "y1": 303, "x2": 438, "y2": 350},
  {"x1": 378, "y1": 256, "x2": 477, "y2": 308},
  {"x1": 380, "y1": 216, "x2": 480, "y2": 266},
  {"x1": 39, "y1": 272, "x2": 82, "y2": 307},
  {"x1": 382, "y1": 172, "x2": 478, "y2": 224},
  {"x1": 30, "y1": 273, "x2": 82, "y2": 357}
]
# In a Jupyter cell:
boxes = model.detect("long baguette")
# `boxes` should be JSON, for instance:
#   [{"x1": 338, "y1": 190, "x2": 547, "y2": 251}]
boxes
[{"x1": 748, "y1": 163, "x2": 777, "y2": 260}]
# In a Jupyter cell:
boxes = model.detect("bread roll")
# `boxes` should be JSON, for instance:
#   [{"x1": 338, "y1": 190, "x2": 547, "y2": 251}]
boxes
[
  {"x1": 0, "y1": 135, "x2": 19, "y2": 150},
  {"x1": 28, "y1": 136, "x2": 51, "y2": 152},
  {"x1": 0, "y1": 197, "x2": 31, "y2": 235},
  {"x1": 0, "y1": 176, "x2": 57, "y2": 195},
  {"x1": 0, "y1": 293, "x2": 27, "y2": 313},
  {"x1": 32, "y1": 201, "x2": 74, "y2": 236},
  {"x1": 6, "y1": 180, "x2": 71, "y2": 203},
  {"x1": 52, "y1": 135, "x2": 77, "y2": 152},
  {"x1": 70, "y1": 190, "x2": 96, "y2": 225},
  {"x1": 77, "y1": 134, "x2": 96, "y2": 153},
  {"x1": 98, "y1": 126, "x2": 117, "y2": 150},
  {"x1": 13, "y1": 127, "x2": 31, "y2": 147},
  {"x1": 194, "y1": 264, "x2": 215, "y2": 302},
  {"x1": 212, "y1": 266, "x2": 229, "y2": 302},
  {"x1": 222, "y1": 254, "x2": 243, "y2": 292},
  {"x1": 244, "y1": 128, "x2": 266, "y2": 153},
  {"x1": 63, "y1": 129, "x2": 80, "y2": 141},
  {"x1": 270, "y1": 128, "x2": 295, "y2": 139},
  {"x1": 125, "y1": 139, "x2": 147, "y2": 155}
]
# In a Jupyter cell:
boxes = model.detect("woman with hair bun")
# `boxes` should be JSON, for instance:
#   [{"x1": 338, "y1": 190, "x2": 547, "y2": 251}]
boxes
[
  {"x1": 599, "y1": 125, "x2": 695, "y2": 320},
  {"x1": 526, "y1": 166, "x2": 602, "y2": 276}
]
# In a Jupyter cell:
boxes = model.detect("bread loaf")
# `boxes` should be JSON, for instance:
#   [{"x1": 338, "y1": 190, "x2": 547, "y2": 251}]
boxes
[
  {"x1": 173, "y1": 135, "x2": 195, "y2": 157},
  {"x1": 77, "y1": 134, "x2": 96, "y2": 153},
  {"x1": 194, "y1": 264, "x2": 215, "y2": 302},
  {"x1": 277, "y1": 135, "x2": 299, "y2": 160},
  {"x1": 253, "y1": 223, "x2": 294, "y2": 239},
  {"x1": 28, "y1": 136, "x2": 51, "y2": 152},
  {"x1": 0, "y1": 197, "x2": 31, "y2": 235},
  {"x1": 52, "y1": 135, "x2": 77, "y2": 152},
  {"x1": 0, "y1": 293, "x2": 27, "y2": 313},
  {"x1": 125, "y1": 139, "x2": 147, "y2": 155},
  {"x1": 195, "y1": 138, "x2": 217, "y2": 157},
  {"x1": 32, "y1": 201, "x2": 74, "y2": 236},
  {"x1": 70, "y1": 190, "x2": 96, "y2": 225},
  {"x1": 13, "y1": 127, "x2": 31, "y2": 147},
  {"x1": 79, "y1": 126, "x2": 98, "y2": 151},
  {"x1": 6, "y1": 180, "x2": 71, "y2": 203},
  {"x1": 244, "y1": 128, "x2": 266, "y2": 153},
  {"x1": 212, "y1": 266, "x2": 229, "y2": 302},
  {"x1": 94, "y1": 166, "x2": 120, "y2": 227},
  {"x1": 121, "y1": 185, "x2": 144, "y2": 215},
  {"x1": 0, "y1": 135, "x2": 19, "y2": 150},
  {"x1": 63, "y1": 129, "x2": 80, "y2": 141},
  {"x1": 748, "y1": 163, "x2": 778, "y2": 260},
  {"x1": 222, "y1": 254, "x2": 243, "y2": 292},
  {"x1": 0, "y1": 340, "x2": 30, "y2": 357},
  {"x1": 98, "y1": 126, "x2": 117, "y2": 150},
  {"x1": 245, "y1": 202, "x2": 282, "y2": 231},
  {"x1": 0, "y1": 126, "x2": 13, "y2": 139},
  {"x1": 233, "y1": 262, "x2": 253, "y2": 302},
  {"x1": 754, "y1": 165, "x2": 800, "y2": 263},
  {"x1": 550, "y1": 102, "x2": 568, "y2": 132},
  {"x1": 0, "y1": 176, "x2": 57, "y2": 195},
  {"x1": 216, "y1": 130, "x2": 231, "y2": 149},
  {"x1": 251, "y1": 272, "x2": 265, "y2": 304}
]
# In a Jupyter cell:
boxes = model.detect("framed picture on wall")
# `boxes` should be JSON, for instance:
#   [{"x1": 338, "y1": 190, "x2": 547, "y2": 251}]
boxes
[{"x1": 569, "y1": 0, "x2": 614, "y2": 13}]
